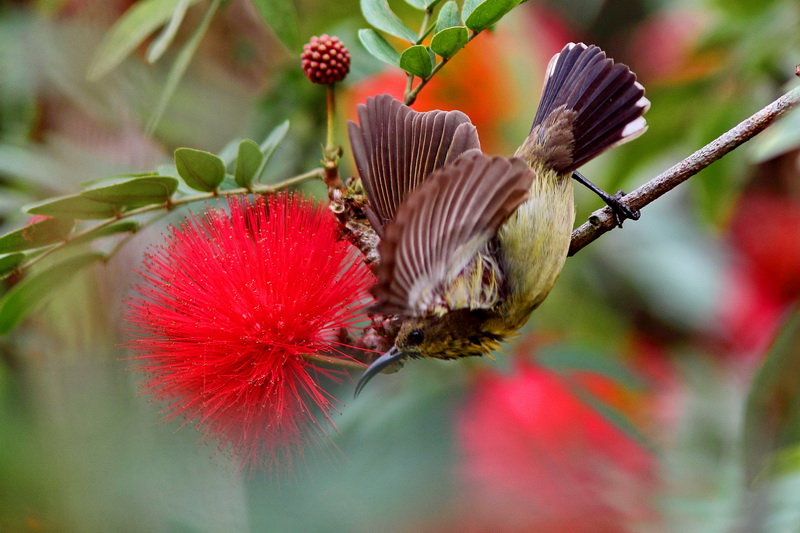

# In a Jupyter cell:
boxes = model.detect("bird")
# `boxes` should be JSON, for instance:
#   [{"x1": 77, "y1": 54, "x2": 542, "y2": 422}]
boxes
[{"x1": 348, "y1": 42, "x2": 650, "y2": 395}]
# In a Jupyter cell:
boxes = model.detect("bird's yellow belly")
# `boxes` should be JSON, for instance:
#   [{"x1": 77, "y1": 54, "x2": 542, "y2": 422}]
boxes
[{"x1": 495, "y1": 175, "x2": 575, "y2": 330}]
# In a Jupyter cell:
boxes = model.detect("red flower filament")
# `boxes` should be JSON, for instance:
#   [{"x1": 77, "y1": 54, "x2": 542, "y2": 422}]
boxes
[{"x1": 126, "y1": 194, "x2": 374, "y2": 469}]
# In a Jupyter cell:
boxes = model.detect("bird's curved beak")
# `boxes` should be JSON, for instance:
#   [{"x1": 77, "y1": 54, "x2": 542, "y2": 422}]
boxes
[{"x1": 354, "y1": 346, "x2": 405, "y2": 397}]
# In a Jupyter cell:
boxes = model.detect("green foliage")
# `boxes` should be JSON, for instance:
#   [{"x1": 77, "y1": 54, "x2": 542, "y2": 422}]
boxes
[
  {"x1": 87, "y1": 0, "x2": 203, "y2": 80},
  {"x1": 250, "y1": 0, "x2": 301, "y2": 51},
  {"x1": 0, "y1": 218, "x2": 73, "y2": 253},
  {"x1": 357, "y1": 0, "x2": 526, "y2": 102},
  {"x1": 234, "y1": 140, "x2": 263, "y2": 189},
  {"x1": 0, "y1": 251, "x2": 105, "y2": 334},
  {"x1": 81, "y1": 176, "x2": 179, "y2": 208},
  {"x1": 743, "y1": 309, "x2": 800, "y2": 485}
]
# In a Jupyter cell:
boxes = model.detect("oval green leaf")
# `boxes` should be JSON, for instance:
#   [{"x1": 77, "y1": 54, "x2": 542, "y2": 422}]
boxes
[
  {"x1": 358, "y1": 29, "x2": 401, "y2": 67},
  {"x1": 234, "y1": 139, "x2": 264, "y2": 188},
  {"x1": 174, "y1": 147, "x2": 226, "y2": 192},
  {"x1": 430, "y1": 26, "x2": 468, "y2": 58},
  {"x1": 81, "y1": 176, "x2": 178, "y2": 208},
  {"x1": 360, "y1": 0, "x2": 419, "y2": 43},
  {"x1": 25, "y1": 195, "x2": 119, "y2": 220},
  {"x1": 0, "y1": 217, "x2": 74, "y2": 253},
  {"x1": 400, "y1": 45, "x2": 434, "y2": 78},
  {"x1": 0, "y1": 253, "x2": 25, "y2": 279},
  {"x1": 87, "y1": 0, "x2": 202, "y2": 80},
  {"x1": 0, "y1": 251, "x2": 105, "y2": 334},
  {"x1": 464, "y1": 0, "x2": 521, "y2": 31},
  {"x1": 461, "y1": 0, "x2": 482, "y2": 25},
  {"x1": 436, "y1": 0, "x2": 461, "y2": 32}
]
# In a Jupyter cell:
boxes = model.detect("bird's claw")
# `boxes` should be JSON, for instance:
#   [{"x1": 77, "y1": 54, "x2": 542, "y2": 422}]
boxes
[{"x1": 605, "y1": 190, "x2": 640, "y2": 228}]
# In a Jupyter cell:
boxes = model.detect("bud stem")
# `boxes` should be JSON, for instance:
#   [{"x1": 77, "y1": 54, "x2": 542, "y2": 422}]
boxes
[{"x1": 323, "y1": 84, "x2": 344, "y2": 189}]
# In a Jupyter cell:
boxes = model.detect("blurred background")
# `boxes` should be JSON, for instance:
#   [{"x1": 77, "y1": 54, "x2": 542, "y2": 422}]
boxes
[{"x1": 2, "y1": 0, "x2": 800, "y2": 531}]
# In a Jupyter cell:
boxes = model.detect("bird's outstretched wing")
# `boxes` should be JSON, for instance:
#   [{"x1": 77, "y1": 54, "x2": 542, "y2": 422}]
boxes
[
  {"x1": 348, "y1": 95, "x2": 480, "y2": 234},
  {"x1": 372, "y1": 151, "x2": 534, "y2": 317}
]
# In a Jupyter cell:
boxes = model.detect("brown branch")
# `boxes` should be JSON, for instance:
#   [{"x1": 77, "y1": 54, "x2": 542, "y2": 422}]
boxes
[{"x1": 569, "y1": 85, "x2": 800, "y2": 256}]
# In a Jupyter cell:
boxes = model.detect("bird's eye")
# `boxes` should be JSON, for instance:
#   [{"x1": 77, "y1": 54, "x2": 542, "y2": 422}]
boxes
[{"x1": 406, "y1": 329, "x2": 425, "y2": 346}]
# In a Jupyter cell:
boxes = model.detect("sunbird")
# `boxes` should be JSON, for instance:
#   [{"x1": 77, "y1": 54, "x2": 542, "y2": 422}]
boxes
[{"x1": 349, "y1": 43, "x2": 650, "y2": 394}]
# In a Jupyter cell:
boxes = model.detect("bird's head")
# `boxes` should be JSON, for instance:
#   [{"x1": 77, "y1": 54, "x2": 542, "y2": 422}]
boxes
[{"x1": 354, "y1": 310, "x2": 502, "y2": 396}]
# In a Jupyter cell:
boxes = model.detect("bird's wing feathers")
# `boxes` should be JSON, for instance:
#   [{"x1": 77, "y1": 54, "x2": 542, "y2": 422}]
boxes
[
  {"x1": 372, "y1": 152, "x2": 535, "y2": 317},
  {"x1": 348, "y1": 95, "x2": 480, "y2": 233}
]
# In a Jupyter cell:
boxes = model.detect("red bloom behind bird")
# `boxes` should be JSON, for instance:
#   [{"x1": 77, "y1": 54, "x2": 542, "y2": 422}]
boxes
[
  {"x1": 126, "y1": 194, "x2": 374, "y2": 470},
  {"x1": 456, "y1": 359, "x2": 656, "y2": 532}
]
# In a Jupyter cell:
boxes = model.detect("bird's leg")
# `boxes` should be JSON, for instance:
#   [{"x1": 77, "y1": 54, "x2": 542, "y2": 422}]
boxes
[{"x1": 571, "y1": 170, "x2": 640, "y2": 227}]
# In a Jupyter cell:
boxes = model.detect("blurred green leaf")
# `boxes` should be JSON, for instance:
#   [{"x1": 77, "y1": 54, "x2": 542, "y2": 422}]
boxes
[
  {"x1": 0, "y1": 218, "x2": 74, "y2": 253},
  {"x1": 146, "y1": 0, "x2": 192, "y2": 63},
  {"x1": 251, "y1": 0, "x2": 301, "y2": 51},
  {"x1": 68, "y1": 221, "x2": 140, "y2": 247},
  {"x1": 174, "y1": 148, "x2": 226, "y2": 192},
  {"x1": 87, "y1": 0, "x2": 202, "y2": 80},
  {"x1": 360, "y1": 0, "x2": 419, "y2": 43},
  {"x1": 749, "y1": 105, "x2": 800, "y2": 163},
  {"x1": 25, "y1": 195, "x2": 119, "y2": 220},
  {"x1": 536, "y1": 345, "x2": 646, "y2": 391},
  {"x1": 81, "y1": 176, "x2": 179, "y2": 208},
  {"x1": 0, "y1": 253, "x2": 25, "y2": 279},
  {"x1": 435, "y1": 0, "x2": 461, "y2": 31},
  {"x1": 358, "y1": 29, "x2": 401, "y2": 67},
  {"x1": 743, "y1": 308, "x2": 800, "y2": 485},
  {"x1": 400, "y1": 45, "x2": 433, "y2": 78},
  {"x1": 464, "y1": 0, "x2": 520, "y2": 31},
  {"x1": 430, "y1": 26, "x2": 468, "y2": 59},
  {"x1": 256, "y1": 121, "x2": 290, "y2": 182},
  {"x1": 234, "y1": 140, "x2": 263, "y2": 188},
  {"x1": 0, "y1": 252, "x2": 105, "y2": 334},
  {"x1": 146, "y1": 0, "x2": 221, "y2": 134}
]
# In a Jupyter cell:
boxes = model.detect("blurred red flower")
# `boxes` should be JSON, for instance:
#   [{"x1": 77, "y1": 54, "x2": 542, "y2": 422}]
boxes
[
  {"x1": 716, "y1": 194, "x2": 800, "y2": 358},
  {"x1": 126, "y1": 194, "x2": 374, "y2": 469},
  {"x1": 456, "y1": 359, "x2": 656, "y2": 532}
]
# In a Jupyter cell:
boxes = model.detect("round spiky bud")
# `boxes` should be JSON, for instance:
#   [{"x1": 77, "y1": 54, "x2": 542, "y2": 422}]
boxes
[{"x1": 301, "y1": 35, "x2": 351, "y2": 85}]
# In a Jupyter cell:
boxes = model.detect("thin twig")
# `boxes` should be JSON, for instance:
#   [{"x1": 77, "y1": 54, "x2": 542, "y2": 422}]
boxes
[{"x1": 569, "y1": 85, "x2": 800, "y2": 256}]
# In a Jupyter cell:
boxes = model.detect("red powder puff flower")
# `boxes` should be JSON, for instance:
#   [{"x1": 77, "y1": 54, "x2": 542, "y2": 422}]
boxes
[
  {"x1": 126, "y1": 194, "x2": 374, "y2": 470},
  {"x1": 456, "y1": 360, "x2": 657, "y2": 532}
]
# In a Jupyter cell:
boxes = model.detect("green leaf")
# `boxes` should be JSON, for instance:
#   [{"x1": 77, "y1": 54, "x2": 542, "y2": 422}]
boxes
[
  {"x1": 0, "y1": 253, "x2": 25, "y2": 279},
  {"x1": 404, "y1": 0, "x2": 442, "y2": 10},
  {"x1": 25, "y1": 195, "x2": 119, "y2": 220},
  {"x1": 358, "y1": 29, "x2": 401, "y2": 67},
  {"x1": 68, "y1": 221, "x2": 140, "y2": 247},
  {"x1": 0, "y1": 218, "x2": 74, "y2": 253},
  {"x1": 255, "y1": 120, "x2": 290, "y2": 182},
  {"x1": 174, "y1": 147, "x2": 226, "y2": 192},
  {"x1": 430, "y1": 26, "x2": 468, "y2": 58},
  {"x1": 146, "y1": 0, "x2": 193, "y2": 63},
  {"x1": 435, "y1": 0, "x2": 461, "y2": 31},
  {"x1": 87, "y1": 0, "x2": 202, "y2": 80},
  {"x1": 251, "y1": 0, "x2": 301, "y2": 51},
  {"x1": 464, "y1": 0, "x2": 521, "y2": 31},
  {"x1": 0, "y1": 252, "x2": 105, "y2": 335},
  {"x1": 234, "y1": 140, "x2": 263, "y2": 188},
  {"x1": 743, "y1": 309, "x2": 800, "y2": 485},
  {"x1": 146, "y1": 0, "x2": 221, "y2": 134},
  {"x1": 461, "y1": 0, "x2": 482, "y2": 25},
  {"x1": 360, "y1": 0, "x2": 419, "y2": 43},
  {"x1": 400, "y1": 45, "x2": 433, "y2": 78},
  {"x1": 81, "y1": 176, "x2": 178, "y2": 208}
]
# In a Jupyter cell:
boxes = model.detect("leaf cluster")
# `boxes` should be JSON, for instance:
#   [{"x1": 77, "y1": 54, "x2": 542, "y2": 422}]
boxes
[
  {"x1": 0, "y1": 123, "x2": 296, "y2": 334},
  {"x1": 357, "y1": 0, "x2": 522, "y2": 103}
]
